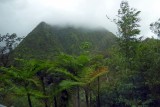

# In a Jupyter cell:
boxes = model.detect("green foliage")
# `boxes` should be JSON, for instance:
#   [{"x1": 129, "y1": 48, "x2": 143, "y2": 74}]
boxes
[
  {"x1": 0, "y1": 59, "x2": 47, "y2": 107},
  {"x1": 0, "y1": 50, "x2": 108, "y2": 106},
  {"x1": 0, "y1": 33, "x2": 23, "y2": 67},
  {"x1": 12, "y1": 22, "x2": 116, "y2": 59},
  {"x1": 117, "y1": 1, "x2": 141, "y2": 38},
  {"x1": 101, "y1": 1, "x2": 160, "y2": 107},
  {"x1": 103, "y1": 37, "x2": 160, "y2": 106},
  {"x1": 115, "y1": 1, "x2": 141, "y2": 67},
  {"x1": 150, "y1": 18, "x2": 160, "y2": 38},
  {"x1": 2, "y1": 1, "x2": 160, "y2": 107}
]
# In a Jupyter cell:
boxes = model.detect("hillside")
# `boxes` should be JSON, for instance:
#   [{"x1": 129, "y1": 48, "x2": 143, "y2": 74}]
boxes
[{"x1": 13, "y1": 22, "x2": 116, "y2": 59}]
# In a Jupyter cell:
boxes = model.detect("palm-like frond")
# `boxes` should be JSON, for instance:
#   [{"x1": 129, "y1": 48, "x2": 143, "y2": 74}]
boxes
[
  {"x1": 55, "y1": 66, "x2": 108, "y2": 94},
  {"x1": 86, "y1": 66, "x2": 108, "y2": 84},
  {"x1": 48, "y1": 67, "x2": 79, "y2": 81}
]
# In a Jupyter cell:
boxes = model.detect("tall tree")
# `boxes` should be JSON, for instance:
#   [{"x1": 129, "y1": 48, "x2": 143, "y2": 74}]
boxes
[
  {"x1": 116, "y1": 1, "x2": 141, "y2": 68},
  {"x1": 105, "y1": 1, "x2": 143, "y2": 106}
]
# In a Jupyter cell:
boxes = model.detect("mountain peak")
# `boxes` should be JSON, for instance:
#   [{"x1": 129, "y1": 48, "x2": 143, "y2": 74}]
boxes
[
  {"x1": 36, "y1": 21, "x2": 50, "y2": 28},
  {"x1": 31, "y1": 21, "x2": 51, "y2": 34},
  {"x1": 38, "y1": 21, "x2": 47, "y2": 26}
]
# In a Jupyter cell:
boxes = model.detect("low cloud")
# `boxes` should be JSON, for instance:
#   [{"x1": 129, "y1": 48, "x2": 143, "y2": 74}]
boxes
[{"x1": 0, "y1": 0, "x2": 159, "y2": 38}]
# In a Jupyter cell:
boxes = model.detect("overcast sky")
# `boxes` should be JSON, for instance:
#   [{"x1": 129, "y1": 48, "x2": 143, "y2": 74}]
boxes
[{"x1": 0, "y1": 0, "x2": 160, "y2": 38}]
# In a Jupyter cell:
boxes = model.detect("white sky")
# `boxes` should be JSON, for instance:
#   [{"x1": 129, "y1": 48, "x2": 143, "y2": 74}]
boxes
[{"x1": 0, "y1": 0, "x2": 160, "y2": 38}]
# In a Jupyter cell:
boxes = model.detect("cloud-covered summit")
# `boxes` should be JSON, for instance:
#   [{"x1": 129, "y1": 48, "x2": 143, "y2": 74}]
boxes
[{"x1": 0, "y1": 0, "x2": 160, "y2": 38}]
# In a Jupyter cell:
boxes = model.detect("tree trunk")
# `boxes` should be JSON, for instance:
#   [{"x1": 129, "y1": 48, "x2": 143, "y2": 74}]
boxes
[
  {"x1": 60, "y1": 90, "x2": 69, "y2": 107},
  {"x1": 85, "y1": 89, "x2": 89, "y2": 107},
  {"x1": 54, "y1": 96, "x2": 57, "y2": 107},
  {"x1": 97, "y1": 77, "x2": 101, "y2": 107},
  {"x1": 77, "y1": 86, "x2": 80, "y2": 107},
  {"x1": 89, "y1": 91, "x2": 92, "y2": 107},
  {"x1": 41, "y1": 77, "x2": 48, "y2": 107},
  {"x1": 27, "y1": 93, "x2": 32, "y2": 107}
]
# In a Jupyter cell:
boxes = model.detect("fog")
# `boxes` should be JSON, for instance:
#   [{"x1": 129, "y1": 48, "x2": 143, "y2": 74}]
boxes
[{"x1": 0, "y1": 0, "x2": 160, "y2": 38}]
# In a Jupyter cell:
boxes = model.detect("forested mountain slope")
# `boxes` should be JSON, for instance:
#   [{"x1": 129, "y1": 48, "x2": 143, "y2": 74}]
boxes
[{"x1": 13, "y1": 22, "x2": 116, "y2": 59}]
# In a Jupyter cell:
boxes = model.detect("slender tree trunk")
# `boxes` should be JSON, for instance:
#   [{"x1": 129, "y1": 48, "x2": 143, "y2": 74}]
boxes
[
  {"x1": 97, "y1": 77, "x2": 100, "y2": 107},
  {"x1": 85, "y1": 89, "x2": 89, "y2": 107},
  {"x1": 77, "y1": 86, "x2": 80, "y2": 107},
  {"x1": 25, "y1": 85, "x2": 32, "y2": 107},
  {"x1": 27, "y1": 93, "x2": 32, "y2": 107},
  {"x1": 41, "y1": 77, "x2": 48, "y2": 107},
  {"x1": 89, "y1": 91, "x2": 92, "y2": 107},
  {"x1": 60, "y1": 90, "x2": 69, "y2": 107},
  {"x1": 54, "y1": 96, "x2": 57, "y2": 107}
]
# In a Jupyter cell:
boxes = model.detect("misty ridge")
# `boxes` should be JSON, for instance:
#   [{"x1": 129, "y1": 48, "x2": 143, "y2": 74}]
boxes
[
  {"x1": 0, "y1": 0, "x2": 159, "y2": 37},
  {"x1": 0, "y1": 0, "x2": 160, "y2": 107},
  {"x1": 41, "y1": 21, "x2": 110, "y2": 33}
]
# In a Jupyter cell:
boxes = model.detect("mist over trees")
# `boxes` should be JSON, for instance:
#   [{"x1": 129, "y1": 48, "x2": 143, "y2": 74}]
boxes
[
  {"x1": 0, "y1": 1, "x2": 160, "y2": 107},
  {"x1": 0, "y1": 33, "x2": 23, "y2": 67}
]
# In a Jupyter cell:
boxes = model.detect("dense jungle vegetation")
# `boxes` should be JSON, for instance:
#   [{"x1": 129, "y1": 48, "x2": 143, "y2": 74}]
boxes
[{"x1": 0, "y1": 1, "x2": 160, "y2": 107}]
